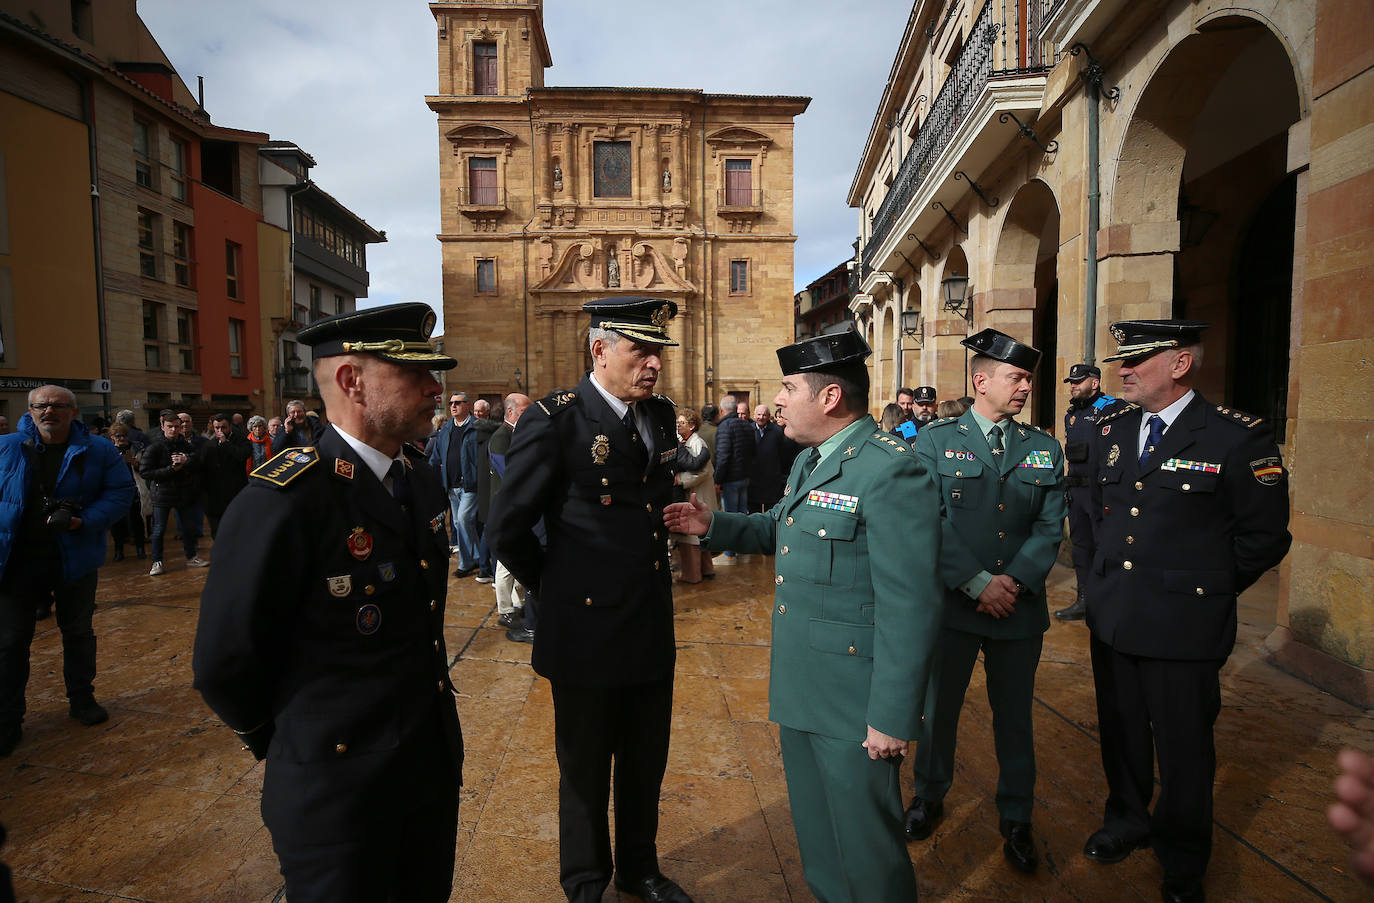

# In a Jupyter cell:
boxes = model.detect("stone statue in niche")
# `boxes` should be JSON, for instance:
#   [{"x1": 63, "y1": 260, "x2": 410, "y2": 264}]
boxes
[
  {"x1": 606, "y1": 253, "x2": 621, "y2": 288},
  {"x1": 552, "y1": 163, "x2": 563, "y2": 192},
  {"x1": 662, "y1": 169, "x2": 671, "y2": 191}
]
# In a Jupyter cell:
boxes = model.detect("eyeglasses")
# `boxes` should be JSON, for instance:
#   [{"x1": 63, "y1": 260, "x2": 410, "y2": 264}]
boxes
[
  {"x1": 29, "y1": 403, "x2": 73, "y2": 413},
  {"x1": 449, "y1": 400, "x2": 467, "y2": 406}
]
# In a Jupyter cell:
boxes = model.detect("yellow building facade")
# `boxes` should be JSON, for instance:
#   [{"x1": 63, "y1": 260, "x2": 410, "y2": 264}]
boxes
[
  {"x1": 850, "y1": 0, "x2": 1374, "y2": 702},
  {"x1": 427, "y1": 1, "x2": 808, "y2": 409}
]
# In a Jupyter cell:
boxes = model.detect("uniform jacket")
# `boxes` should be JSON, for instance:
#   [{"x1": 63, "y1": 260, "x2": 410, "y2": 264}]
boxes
[
  {"x1": 487, "y1": 374, "x2": 678, "y2": 688},
  {"x1": 1085, "y1": 395, "x2": 1291, "y2": 660},
  {"x1": 1064, "y1": 391, "x2": 1125, "y2": 488},
  {"x1": 0, "y1": 414, "x2": 134, "y2": 582},
  {"x1": 912, "y1": 411, "x2": 1066, "y2": 640},
  {"x1": 713, "y1": 415, "x2": 756, "y2": 484},
  {"x1": 192, "y1": 427, "x2": 462, "y2": 840},
  {"x1": 706, "y1": 417, "x2": 943, "y2": 743}
]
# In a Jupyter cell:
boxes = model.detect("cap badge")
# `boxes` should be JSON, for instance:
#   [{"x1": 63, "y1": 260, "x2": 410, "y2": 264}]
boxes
[
  {"x1": 651, "y1": 304, "x2": 671, "y2": 328},
  {"x1": 347, "y1": 527, "x2": 373, "y2": 561},
  {"x1": 421, "y1": 310, "x2": 436, "y2": 338},
  {"x1": 591, "y1": 434, "x2": 610, "y2": 465}
]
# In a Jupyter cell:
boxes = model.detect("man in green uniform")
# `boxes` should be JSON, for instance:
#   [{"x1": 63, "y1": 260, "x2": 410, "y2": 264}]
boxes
[
  {"x1": 665, "y1": 331, "x2": 942, "y2": 903},
  {"x1": 903, "y1": 328, "x2": 1066, "y2": 875}
]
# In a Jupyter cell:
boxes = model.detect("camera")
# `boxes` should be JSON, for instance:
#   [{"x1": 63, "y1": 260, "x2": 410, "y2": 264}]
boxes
[{"x1": 44, "y1": 499, "x2": 82, "y2": 533}]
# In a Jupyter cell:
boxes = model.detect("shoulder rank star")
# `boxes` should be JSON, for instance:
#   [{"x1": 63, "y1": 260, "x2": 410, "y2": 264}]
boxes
[{"x1": 844, "y1": 446, "x2": 857, "y2": 456}]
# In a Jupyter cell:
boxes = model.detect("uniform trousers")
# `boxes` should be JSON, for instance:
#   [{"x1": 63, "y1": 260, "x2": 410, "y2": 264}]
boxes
[
  {"x1": 779, "y1": 726, "x2": 917, "y2": 903},
  {"x1": 1090, "y1": 634, "x2": 1222, "y2": 883},
  {"x1": 551, "y1": 678, "x2": 672, "y2": 903},
  {"x1": 0, "y1": 555, "x2": 98, "y2": 725},
  {"x1": 1066, "y1": 487, "x2": 1095, "y2": 582},
  {"x1": 914, "y1": 626, "x2": 1043, "y2": 822},
  {"x1": 265, "y1": 708, "x2": 459, "y2": 903}
]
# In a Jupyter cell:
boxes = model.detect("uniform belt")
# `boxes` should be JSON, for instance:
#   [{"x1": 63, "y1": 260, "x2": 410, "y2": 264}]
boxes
[{"x1": 1065, "y1": 475, "x2": 1092, "y2": 488}]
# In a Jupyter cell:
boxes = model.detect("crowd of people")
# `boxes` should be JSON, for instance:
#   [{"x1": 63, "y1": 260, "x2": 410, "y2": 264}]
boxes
[{"x1": 2, "y1": 294, "x2": 1369, "y2": 903}]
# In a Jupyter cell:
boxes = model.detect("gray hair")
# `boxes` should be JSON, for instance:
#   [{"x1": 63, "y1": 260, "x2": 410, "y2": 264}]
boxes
[
  {"x1": 27, "y1": 385, "x2": 76, "y2": 406},
  {"x1": 116, "y1": 409, "x2": 136, "y2": 425},
  {"x1": 588, "y1": 327, "x2": 621, "y2": 353},
  {"x1": 285, "y1": 399, "x2": 306, "y2": 413},
  {"x1": 248, "y1": 415, "x2": 267, "y2": 429}
]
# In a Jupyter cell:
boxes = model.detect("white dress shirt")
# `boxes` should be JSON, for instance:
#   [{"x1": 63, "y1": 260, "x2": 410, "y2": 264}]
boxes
[{"x1": 1136, "y1": 389, "x2": 1195, "y2": 458}]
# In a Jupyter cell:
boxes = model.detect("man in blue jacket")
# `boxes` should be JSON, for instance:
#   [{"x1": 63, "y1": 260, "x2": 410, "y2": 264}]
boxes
[
  {"x1": 426, "y1": 391, "x2": 479, "y2": 577},
  {"x1": 0, "y1": 385, "x2": 134, "y2": 756}
]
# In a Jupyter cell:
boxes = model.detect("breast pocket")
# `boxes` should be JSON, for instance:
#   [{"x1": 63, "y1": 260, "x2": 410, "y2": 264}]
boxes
[
  {"x1": 1159, "y1": 470, "x2": 1220, "y2": 496},
  {"x1": 936, "y1": 456, "x2": 984, "y2": 509},
  {"x1": 797, "y1": 510, "x2": 859, "y2": 586}
]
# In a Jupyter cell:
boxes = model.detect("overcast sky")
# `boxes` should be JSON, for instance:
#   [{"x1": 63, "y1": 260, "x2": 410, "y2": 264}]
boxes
[{"x1": 139, "y1": 0, "x2": 912, "y2": 331}]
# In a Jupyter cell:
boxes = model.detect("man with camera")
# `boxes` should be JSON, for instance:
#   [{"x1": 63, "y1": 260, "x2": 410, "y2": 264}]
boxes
[{"x1": 0, "y1": 385, "x2": 134, "y2": 756}]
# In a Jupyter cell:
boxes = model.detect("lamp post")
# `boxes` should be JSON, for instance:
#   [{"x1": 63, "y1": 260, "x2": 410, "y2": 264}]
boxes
[{"x1": 941, "y1": 273, "x2": 971, "y2": 321}]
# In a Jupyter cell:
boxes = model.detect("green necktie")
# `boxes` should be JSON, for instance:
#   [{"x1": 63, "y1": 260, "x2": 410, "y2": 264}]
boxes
[
  {"x1": 801, "y1": 447, "x2": 820, "y2": 480},
  {"x1": 989, "y1": 424, "x2": 1004, "y2": 456}
]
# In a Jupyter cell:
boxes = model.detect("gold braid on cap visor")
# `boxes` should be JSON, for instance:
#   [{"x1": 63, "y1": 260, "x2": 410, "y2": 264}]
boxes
[
  {"x1": 1103, "y1": 339, "x2": 1180, "y2": 362},
  {"x1": 342, "y1": 339, "x2": 440, "y2": 355},
  {"x1": 596, "y1": 321, "x2": 677, "y2": 345}
]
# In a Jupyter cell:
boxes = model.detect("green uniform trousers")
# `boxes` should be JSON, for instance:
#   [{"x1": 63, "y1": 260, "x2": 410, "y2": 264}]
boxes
[
  {"x1": 779, "y1": 726, "x2": 918, "y2": 903},
  {"x1": 913, "y1": 627, "x2": 1044, "y2": 822}
]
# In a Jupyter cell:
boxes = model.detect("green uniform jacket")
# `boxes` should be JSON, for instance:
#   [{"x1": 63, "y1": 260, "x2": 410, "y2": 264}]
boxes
[
  {"x1": 706, "y1": 416, "x2": 943, "y2": 743},
  {"x1": 912, "y1": 412, "x2": 1066, "y2": 640}
]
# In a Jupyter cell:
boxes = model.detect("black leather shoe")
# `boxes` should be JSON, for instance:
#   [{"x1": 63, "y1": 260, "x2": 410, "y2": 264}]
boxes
[
  {"x1": 497, "y1": 611, "x2": 518, "y2": 628},
  {"x1": 1055, "y1": 586, "x2": 1087, "y2": 620},
  {"x1": 452, "y1": 566, "x2": 477, "y2": 578},
  {"x1": 69, "y1": 696, "x2": 109, "y2": 726},
  {"x1": 1000, "y1": 818, "x2": 1038, "y2": 873},
  {"x1": 1161, "y1": 877, "x2": 1205, "y2": 903},
  {"x1": 1083, "y1": 829, "x2": 1149, "y2": 863},
  {"x1": 505, "y1": 626, "x2": 534, "y2": 644},
  {"x1": 614, "y1": 874, "x2": 694, "y2": 903},
  {"x1": 0, "y1": 724, "x2": 20, "y2": 757},
  {"x1": 903, "y1": 796, "x2": 943, "y2": 840}
]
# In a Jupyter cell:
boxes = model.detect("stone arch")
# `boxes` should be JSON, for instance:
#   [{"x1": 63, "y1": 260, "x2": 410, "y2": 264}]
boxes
[
  {"x1": 991, "y1": 179, "x2": 1060, "y2": 427},
  {"x1": 1105, "y1": 15, "x2": 1301, "y2": 429}
]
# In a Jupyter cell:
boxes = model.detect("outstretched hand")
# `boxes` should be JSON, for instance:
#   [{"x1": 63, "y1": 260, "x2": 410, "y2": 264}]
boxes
[
  {"x1": 1329, "y1": 748, "x2": 1374, "y2": 884},
  {"x1": 663, "y1": 493, "x2": 712, "y2": 536}
]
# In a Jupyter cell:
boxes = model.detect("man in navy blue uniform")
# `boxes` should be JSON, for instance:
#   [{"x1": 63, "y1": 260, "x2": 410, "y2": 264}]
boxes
[
  {"x1": 488, "y1": 297, "x2": 692, "y2": 903},
  {"x1": 1055, "y1": 363, "x2": 1126, "y2": 621},
  {"x1": 193, "y1": 302, "x2": 463, "y2": 903},
  {"x1": 1081, "y1": 320, "x2": 1291, "y2": 903}
]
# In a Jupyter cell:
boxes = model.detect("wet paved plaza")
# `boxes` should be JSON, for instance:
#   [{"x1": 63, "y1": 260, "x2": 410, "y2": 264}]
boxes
[{"x1": 2, "y1": 540, "x2": 1370, "y2": 902}]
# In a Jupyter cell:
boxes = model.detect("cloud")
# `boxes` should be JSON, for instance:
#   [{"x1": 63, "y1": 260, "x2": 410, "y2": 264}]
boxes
[{"x1": 138, "y1": 0, "x2": 910, "y2": 332}]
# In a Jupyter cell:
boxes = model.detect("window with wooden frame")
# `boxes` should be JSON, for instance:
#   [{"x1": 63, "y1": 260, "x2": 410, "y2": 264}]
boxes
[
  {"x1": 468, "y1": 157, "x2": 498, "y2": 205},
  {"x1": 475, "y1": 258, "x2": 496, "y2": 294},
  {"x1": 474, "y1": 42, "x2": 498, "y2": 95},
  {"x1": 133, "y1": 120, "x2": 153, "y2": 189},
  {"x1": 137, "y1": 210, "x2": 158, "y2": 278},
  {"x1": 225, "y1": 241, "x2": 241, "y2": 299},
  {"x1": 724, "y1": 159, "x2": 754, "y2": 206},
  {"x1": 172, "y1": 221, "x2": 192, "y2": 287},
  {"x1": 169, "y1": 137, "x2": 189, "y2": 202},
  {"x1": 730, "y1": 259, "x2": 750, "y2": 295},
  {"x1": 176, "y1": 308, "x2": 198, "y2": 373},
  {"x1": 142, "y1": 300, "x2": 164, "y2": 369},
  {"x1": 228, "y1": 318, "x2": 245, "y2": 376}
]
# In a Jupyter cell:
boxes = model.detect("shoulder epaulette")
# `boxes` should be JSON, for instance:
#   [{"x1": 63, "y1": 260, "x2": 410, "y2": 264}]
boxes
[
  {"x1": 535, "y1": 390, "x2": 578, "y2": 417},
  {"x1": 922, "y1": 417, "x2": 958, "y2": 430},
  {"x1": 1215, "y1": 405, "x2": 1264, "y2": 428},
  {"x1": 250, "y1": 446, "x2": 319, "y2": 488},
  {"x1": 1019, "y1": 422, "x2": 1052, "y2": 437},
  {"x1": 868, "y1": 431, "x2": 910, "y2": 453},
  {"x1": 1096, "y1": 403, "x2": 1139, "y2": 426}
]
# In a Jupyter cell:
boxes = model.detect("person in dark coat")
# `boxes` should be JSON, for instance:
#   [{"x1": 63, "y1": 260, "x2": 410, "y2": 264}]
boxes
[
  {"x1": 192, "y1": 302, "x2": 463, "y2": 903},
  {"x1": 199, "y1": 414, "x2": 251, "y2": 539},
  {"x1": 471, "y1": 400, "x2": 499, "y2": 582},
  {"x1": 140, "y1": 410, "x2": 204, "y2": 575},
  {"x1": 1080, "y1": 320, "x2": 1291, "y2": 903},
  {"x1": 746, "y1": 404, "x2": 788, "y2": 512},
  {"x1": 488, "y1": 297, "x2": 694, "y2": 903},
  {"x1": 1055, "y1": 363, "x2": 1128, "y2": 620}
]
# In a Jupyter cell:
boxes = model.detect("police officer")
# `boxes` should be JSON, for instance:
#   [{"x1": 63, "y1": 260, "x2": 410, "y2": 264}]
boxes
[
  {"x1": 487, "y1": 297, "x2": 692, "y2": 903},
  {"x1": 192, "y1": 303, "x2": 463, "y2": 903},
  {"x1": 666, "y1": 331, "x2": 943, "y2": 903},
  {"x1": 904, "y1": 328, "x2": 1066, "y2": 874},
  {"x1": 1056, "y1": 363, "x2": 1127, "y2": 620},
  {"x1": 1080, "y1": 320, "x2": 1291, "y2": 903}
]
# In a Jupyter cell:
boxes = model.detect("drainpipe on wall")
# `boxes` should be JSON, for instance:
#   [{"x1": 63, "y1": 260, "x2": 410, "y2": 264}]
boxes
[
  {"x1": 700, "y1": 95, "x2": 710, "y2": 404},
  {"x1": 1073, "y1": 43, "x2": 1117, "y2": 366},
  {"x1": 74, "y1": 72, "x2": 111, "y2": 421},
  {"x1": 524, "y1": 90, "x2": 537, "y2": 393}
]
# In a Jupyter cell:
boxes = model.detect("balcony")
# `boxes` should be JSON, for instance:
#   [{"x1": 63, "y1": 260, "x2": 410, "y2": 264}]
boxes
[
  {"x1": 860, "y1": 0, "x2": 1055, "y2": 280},
  {"x1": 457, "y1": 186, "x2": 507, "y2": 232},
  {"x1": 716, "y1": 188, "x2": 764, "y2": 234}
]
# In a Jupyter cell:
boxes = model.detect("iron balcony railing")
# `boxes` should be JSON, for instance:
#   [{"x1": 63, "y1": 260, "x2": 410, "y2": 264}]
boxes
[{"x1": 861, "y1": 0, "x2": 1055, "y2": 278}]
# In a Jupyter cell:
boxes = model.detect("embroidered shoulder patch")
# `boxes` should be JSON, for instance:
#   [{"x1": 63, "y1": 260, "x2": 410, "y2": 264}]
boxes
[
  {"x1": 1250, "y1": 456, "x2": 1284, "y2": 485},
  {"x1": 251, "y1": 446, "x2": 318, "y2": 488}
]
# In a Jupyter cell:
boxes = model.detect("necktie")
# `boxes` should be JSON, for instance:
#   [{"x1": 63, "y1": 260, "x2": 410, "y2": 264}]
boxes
[
  {"x1": 622, "y1": 406, "x2": 645, "y2": 455},
  {"x1": 800, "y1": 448, "x2": 820, "y2": 481},
  {"x1": 989, "y1": 424, "x2": 1004, "y2": 455},
  {"x1": 1139, "y1": 415, "x2": 1166, "y2": 467},
  {"x1": 388, "y1": 459, "x2": 412, "y2": 509}
]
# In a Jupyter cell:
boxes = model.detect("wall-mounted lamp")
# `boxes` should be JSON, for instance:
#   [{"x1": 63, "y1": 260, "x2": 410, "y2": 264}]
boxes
[
  {"x1": 513, "y1": 367, "x2": 523, "y2": 390},
  {"x1": 705, "y1": 365, "x2": 714, "y2": 386},
  {"x1": 941, "y1": 273, "x2": 972, "y2": 322},
  {"x1": 900, "y1": 309, "x2": 925, "y2": 349}
]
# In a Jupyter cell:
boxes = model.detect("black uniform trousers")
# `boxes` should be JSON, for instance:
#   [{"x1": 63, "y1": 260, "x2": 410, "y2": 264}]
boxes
[
  {"x1": 552, "y1": 677, "x2": 673, "y2": 903},
  {"x1": 1090, "y1": 634, "x2": 1222, "y2": 883},
  {"x1": 267, "y1": 704, "x2": 459, "y2": 903},
  {"x1": 1066, "y1": 486, "x2": 1094, "y2": 580},
  {"x1": 0, "y1": 553, "x2": 98, "y2": 726}
]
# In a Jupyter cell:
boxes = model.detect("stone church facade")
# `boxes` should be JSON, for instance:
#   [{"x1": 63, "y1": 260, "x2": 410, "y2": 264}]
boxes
[{"x1": 427, "y1": 1, "x2": 808, "y2": 409}]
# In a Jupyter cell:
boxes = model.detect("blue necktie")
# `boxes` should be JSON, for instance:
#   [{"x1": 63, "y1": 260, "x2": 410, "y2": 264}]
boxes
[
  {"x1": 622, "y1": 407, "x2": 645, "y2": 455},
  {"x1": 388, "y1": 459, "x2": 412, "y2": 509},
  {"x1": 1139, "y1": 415, "x2": 1166, "y2": 467}
]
